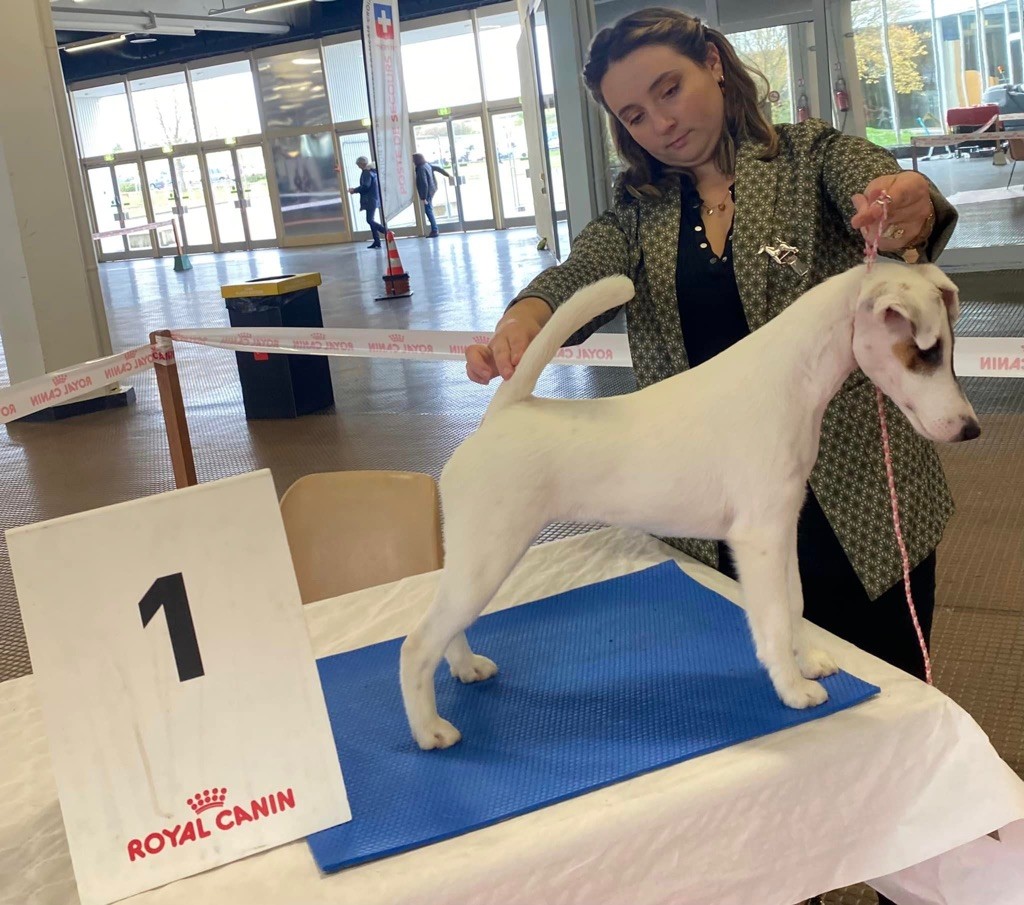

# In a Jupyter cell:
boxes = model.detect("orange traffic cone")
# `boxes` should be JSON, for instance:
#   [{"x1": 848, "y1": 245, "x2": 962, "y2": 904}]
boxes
[{"x1": 377, "y1": 230, "x2": 413, "y2": 299}]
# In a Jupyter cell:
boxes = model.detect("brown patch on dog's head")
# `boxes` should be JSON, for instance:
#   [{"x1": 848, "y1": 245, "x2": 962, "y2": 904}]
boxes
[{"x1": 893, "y1": 337, "x2": 944, "y2": 373}]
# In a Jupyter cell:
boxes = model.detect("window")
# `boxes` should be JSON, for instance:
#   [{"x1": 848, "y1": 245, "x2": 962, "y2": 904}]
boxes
[
  {"x1": 401, "y1": 19, "x2": 482, "y2": 113},
  {"x1": 886, "y1": 0, "x2": 942, "y2": 143},
  {"x1": 72, "y1": 83, "x2": 136, "y2": 157},
  {"x1": 191, "y1": 60, "x2": 261, "y2": 141},
  {"x1": 257, "y1": 49, "x2": 331, "y2": 129},
  {"x1": 130, "y1": 71, "x2": 197, "y2": 149},
  {"x1": 478, "y1": 11, "x2": 523, "y2": 102},
  {"x1": 852, "y1": 0, "x2": 900, "y2": 145},
  {"x1": 323, "y1": 40, "x2": 370, "y2": 124}
]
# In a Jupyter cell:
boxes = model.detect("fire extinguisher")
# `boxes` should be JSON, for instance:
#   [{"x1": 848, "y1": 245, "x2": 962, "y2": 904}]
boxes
[
  {"x1": 834, "y1": 77, "x2": 851, "y2": 113},
  {"x1": 797, "y1": 93, "x2": 811, "y2": 122}
]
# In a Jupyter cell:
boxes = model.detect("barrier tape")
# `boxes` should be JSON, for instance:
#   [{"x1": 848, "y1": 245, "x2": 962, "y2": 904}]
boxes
[
  {"x1": 165, "y1": 327, "x2": 632, "y2": 366},
  {"x1": 910, "y1": 115, "x2": 1022, "y2": 147},
  {"x1": 92, "y1": 220, "x2": 175, "y2": 241},
  {"x1": 0, "y1": 343, "x2": 171, "y2": 425},
  {"x1": 1, "y1": 328, "x2": 1020, "y2": 426}
]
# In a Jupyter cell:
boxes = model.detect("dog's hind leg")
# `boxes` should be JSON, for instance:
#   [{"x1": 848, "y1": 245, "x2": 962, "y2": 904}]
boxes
[
  {"x1": 400, "y1": 513, "x2": 543, "y2": 750},
  {"x1": 728, "y1": 523, "x2": 829, "y2": 709},
  {"x1": 786, "y1": 538, "x2": 838, "y2": 680}
]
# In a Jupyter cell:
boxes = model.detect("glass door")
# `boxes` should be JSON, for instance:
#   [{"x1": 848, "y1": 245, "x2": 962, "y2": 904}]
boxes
[
  {"x1": 452, "y1": 115, "x2": 494, "y2": 228},
  {"x1": 171, "y1": 155, "x2": 214, "y2": 250},
  {"x1": 268, "y1": 131, "x2": 348, "y2": 246},
  {"x1": 205, "y1": 149, "x2": 247, "y2": 249},
  {"x1": 729, "y1": 24, "x2": 803, "y2": 125},
  {"x1": 235, "y1": 145, "x2": 277, "y2": 244},
  {"x1": 202, "y1": 148, "x2": 275, "y2": 250},
  {"x1": 413, "y1": 121, "x2": 461, "y2": 232},
  {"x1": 86, "y1": 164, "x2": 156, "y2": 261},
  {"x1": 338, "y1": 130, "x2": 373, "y2": 238},
  {"x1": 143, "y1": 158, "x2": 181, "y2": 253},
  {"x1": 87, "y1": 166, "x2": 125, "y2": 257},
  {"x1": 490, "y1": 110, "x2": 534, "y2": 224},
  {"x1": 114, "y1": 163, "x2": 152, "y2": 255}
]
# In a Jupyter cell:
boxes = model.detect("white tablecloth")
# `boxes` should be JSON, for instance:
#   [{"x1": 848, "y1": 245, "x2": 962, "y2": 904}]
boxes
[{"x1": 3, "y1": 527, "x2": 1024, "y2": 905}]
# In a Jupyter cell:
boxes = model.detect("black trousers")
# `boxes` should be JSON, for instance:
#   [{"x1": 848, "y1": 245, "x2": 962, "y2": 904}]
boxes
[{"x1": 718, "y1": 490, "x2": 934, "y2": 905}]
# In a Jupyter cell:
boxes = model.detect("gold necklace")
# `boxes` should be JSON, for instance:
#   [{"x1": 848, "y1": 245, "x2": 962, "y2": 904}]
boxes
[{"x1": 700, "y1": 184, "x2": 734, "y2": 215}]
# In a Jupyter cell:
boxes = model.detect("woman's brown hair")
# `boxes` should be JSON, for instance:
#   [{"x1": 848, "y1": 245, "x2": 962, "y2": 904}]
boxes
[{"x1": 582, "y1": 7, "x2": 778, "y2": 193}]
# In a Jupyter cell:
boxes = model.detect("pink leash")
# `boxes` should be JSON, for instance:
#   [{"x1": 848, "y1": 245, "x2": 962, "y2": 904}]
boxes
[{"x1": 864, "y1": 193, "x2": 933, "y2": 685}]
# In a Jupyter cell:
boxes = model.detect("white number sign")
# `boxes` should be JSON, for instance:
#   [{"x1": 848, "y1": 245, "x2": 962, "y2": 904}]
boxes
[{"x1": 7, "y1": 470, "x2": 350, "y2": 905}]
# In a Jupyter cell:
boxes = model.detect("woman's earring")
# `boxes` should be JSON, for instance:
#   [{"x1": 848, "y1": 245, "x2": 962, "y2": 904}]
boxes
[{"x1": 718, "y1": 76, "x2": 726, "y2": 93}]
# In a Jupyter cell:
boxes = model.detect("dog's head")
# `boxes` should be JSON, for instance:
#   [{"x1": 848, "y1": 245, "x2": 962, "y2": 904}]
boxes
[{"x1": 852, "y1": 262, "x2": 980, "y2": 443}]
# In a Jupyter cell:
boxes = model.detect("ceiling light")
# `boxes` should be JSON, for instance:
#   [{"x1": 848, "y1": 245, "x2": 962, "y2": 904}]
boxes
[
  {"x1": 62, "y1": 34, "x2": 127, "y2": 53},
  {"x1": 292, "y1": 57, "x2": 320, "y2": 65},
  {"x1": 128, "y1": 35, "x2": 157, "y2": 44},
  {"x1": 245, "y1": 0, "x2": 310, "y2": 13}
]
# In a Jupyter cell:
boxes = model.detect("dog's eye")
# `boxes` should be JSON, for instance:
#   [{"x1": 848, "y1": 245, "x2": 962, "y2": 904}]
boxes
[{"x1": 918, "y1": 341, "x2": 943, "y2": 367}]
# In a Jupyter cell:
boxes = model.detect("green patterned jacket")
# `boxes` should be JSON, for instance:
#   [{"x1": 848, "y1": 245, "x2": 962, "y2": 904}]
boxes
[{"x1": 511, "y1": 119, "x2": 958, "y2": 600}]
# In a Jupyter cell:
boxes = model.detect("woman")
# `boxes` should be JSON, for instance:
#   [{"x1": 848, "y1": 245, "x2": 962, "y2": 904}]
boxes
[
  {"x1": 348, "y1": 156, "x2": 385, "y2": 248},
  {"x1": 466, "y1": 9, "x2": 956, "y2": 901},
  {"x1": 467, "y1": 11, "x2": 957, "y2": 726}
]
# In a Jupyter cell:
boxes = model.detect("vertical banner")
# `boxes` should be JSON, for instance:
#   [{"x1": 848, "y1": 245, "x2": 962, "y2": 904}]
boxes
[{"x1": 362, "y1": 1, "x2": 413, "y2": 221}]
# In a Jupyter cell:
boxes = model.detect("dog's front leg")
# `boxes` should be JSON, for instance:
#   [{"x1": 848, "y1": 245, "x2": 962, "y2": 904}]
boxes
[
  {"x1": 786, "y1": 540, "x2": 839, "y2": 680},
  {"x1": 729, "y1": 529, "x2": 829, "y2": 709}
]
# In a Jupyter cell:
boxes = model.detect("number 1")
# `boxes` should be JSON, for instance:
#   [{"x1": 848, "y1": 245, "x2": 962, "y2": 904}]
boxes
[{"x1": 139, "y1": 573, "x2": 205, "y2": 682}]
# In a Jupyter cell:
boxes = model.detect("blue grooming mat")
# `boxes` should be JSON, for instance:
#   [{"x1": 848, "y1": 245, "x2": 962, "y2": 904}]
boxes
[{"x1": 308, "y1": 560, "x2": 879, "y2": 872}]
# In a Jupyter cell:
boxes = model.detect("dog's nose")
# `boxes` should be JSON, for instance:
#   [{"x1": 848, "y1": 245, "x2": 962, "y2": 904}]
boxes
[{"x1": 956, "y1": 418, "x2": 981, "y2": 442}]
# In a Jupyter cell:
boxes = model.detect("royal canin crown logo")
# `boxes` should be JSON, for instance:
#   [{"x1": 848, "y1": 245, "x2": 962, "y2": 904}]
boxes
[
  {"x1": 388, "y1": 333, "x2": 405, "y2": 343},
  {"x1": 311, "y1": 331, "x2": 326, "y2": 341},
  {"x1": 127, "y1": 785, "x2": 296, "y2": 862},
  {"x1": 187, "y1": 787, "x2": 227, "y2": 814},
  {"x1": 52, "y1": 374, "x2": 68, "y2": 386}
]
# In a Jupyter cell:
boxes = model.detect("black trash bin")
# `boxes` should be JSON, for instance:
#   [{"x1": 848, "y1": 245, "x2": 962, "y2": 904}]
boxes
[{"x1": 222, "y1": 273, "x2": 335, "y2": 420}]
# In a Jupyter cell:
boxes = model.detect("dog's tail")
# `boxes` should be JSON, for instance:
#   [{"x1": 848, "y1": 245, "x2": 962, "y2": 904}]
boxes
[{"x1": 486, "y1": 275, "x2": 634, "y2": 415}]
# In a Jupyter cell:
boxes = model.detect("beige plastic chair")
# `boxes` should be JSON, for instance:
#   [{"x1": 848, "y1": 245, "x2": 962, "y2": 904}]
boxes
[
  {"x1": 280, "y1": 470, "x2": 443, "y2": 604},
  {"x1": 1007, "y1": 137, "x2": 1024, "y2": 189}
]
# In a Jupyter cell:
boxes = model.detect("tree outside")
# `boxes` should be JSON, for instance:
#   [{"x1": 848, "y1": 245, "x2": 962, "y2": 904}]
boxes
[
  {"x1": 851, "y1": 0, "x2": 936, "y2": 144},
  {"x1": 730, "y1": 26, "x2": 794, "y2": 124}
]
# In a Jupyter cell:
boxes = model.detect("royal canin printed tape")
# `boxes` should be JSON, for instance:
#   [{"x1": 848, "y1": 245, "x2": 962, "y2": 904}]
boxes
[{"x1": 1, "y1": 329, "x2": 1020, "y2": 426}]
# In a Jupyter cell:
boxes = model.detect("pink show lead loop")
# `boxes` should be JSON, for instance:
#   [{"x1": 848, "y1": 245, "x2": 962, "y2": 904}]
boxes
[{"x1": 864, "y1": 190, "x2": 933, "y2": 685}]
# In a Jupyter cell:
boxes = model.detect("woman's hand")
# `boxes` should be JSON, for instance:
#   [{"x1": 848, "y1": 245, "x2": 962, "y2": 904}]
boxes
[
  {"x1": 465, "y1": 297, "x2": 551, "y2": 385},
  {"x1": 851, "y1": 171, "x2": 934, "y2": 252},
  {"x1": 465, "y1": 317, "x2": 541, "y2": 385}
]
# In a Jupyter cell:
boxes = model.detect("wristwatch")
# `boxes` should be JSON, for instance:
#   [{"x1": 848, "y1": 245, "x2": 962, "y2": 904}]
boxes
[{"x1": 900, "y1": 206, "x2": 936, "y2": 264}]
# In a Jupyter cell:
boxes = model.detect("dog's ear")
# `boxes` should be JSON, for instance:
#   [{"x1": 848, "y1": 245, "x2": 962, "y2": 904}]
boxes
[
  {"x1": 940, "y1": 286, "x2": 959, "y2": 322},
  {"x1": 872, "y1": 293, "x2": 918, "y2": 337},
  {"x1": 919, "y1": 263, "x2": 960, "y2": 321}
]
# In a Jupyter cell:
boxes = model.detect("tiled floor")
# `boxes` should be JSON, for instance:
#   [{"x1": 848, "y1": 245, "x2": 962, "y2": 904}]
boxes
[{"x1": 1, "y1": 228, "x2": 1022, "y2": 905}]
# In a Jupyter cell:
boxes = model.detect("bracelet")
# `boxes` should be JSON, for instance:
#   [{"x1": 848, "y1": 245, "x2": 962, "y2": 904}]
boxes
[{"x1": 901, "y1": 207, "x2": 936, "y2": 263}]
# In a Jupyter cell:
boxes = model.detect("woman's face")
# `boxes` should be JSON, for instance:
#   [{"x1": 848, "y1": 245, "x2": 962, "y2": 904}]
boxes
[{"x1": 600, "y1": 43, "x2": 725, "y2": 171}]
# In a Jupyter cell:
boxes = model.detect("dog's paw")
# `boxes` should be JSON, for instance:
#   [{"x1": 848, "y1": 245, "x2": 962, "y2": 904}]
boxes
[
  {"x1": 413, "y1": 717, "x2": 462, "y2": 750},
  {"x1": 777, "y1": 677, "x2": 829, "y2": 709},
  {"x1": 450, "y1": 654, "x2": 498, "y2": 684},
  {"x1": 797, "y1": 647, "x2": 839, "y2": 680}
]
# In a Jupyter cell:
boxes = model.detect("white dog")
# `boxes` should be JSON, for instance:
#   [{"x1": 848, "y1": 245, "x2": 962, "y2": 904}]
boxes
[{"x1": 401, "y1": 261, "x2": 979, "y2": 750}]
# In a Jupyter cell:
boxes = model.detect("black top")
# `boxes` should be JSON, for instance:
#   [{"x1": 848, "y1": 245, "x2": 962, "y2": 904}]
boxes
[
  {"x1": 674, "y1": 181, "x2": 749, "y2": 368},
  {"x1": 673, "y1": 181, "x2": 849, "y2": 587}
]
